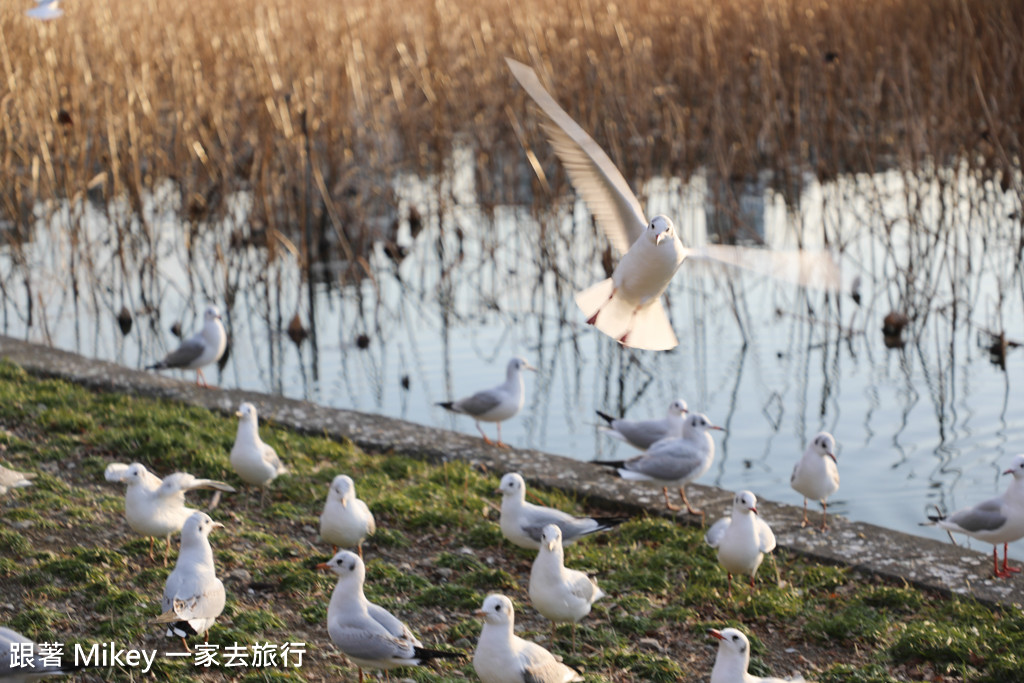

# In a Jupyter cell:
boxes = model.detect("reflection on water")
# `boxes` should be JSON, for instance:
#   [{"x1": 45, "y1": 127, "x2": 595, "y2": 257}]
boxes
[{"x1": 2, "y1": 160, "x2": 1023, "y2": 557}]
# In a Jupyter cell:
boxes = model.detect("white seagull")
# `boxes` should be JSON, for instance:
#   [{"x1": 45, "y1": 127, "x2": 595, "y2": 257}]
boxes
[
  {"x1": 596, "y1": 398, "x2": 689, "y2": 449},
  {"x1": 923, "y1": 453, "x2": 1024, "y2": 578},
  {"x1": 790, "y1": 432, "x2": 840, "y2": 531},
  {"x1": 318, "y1": 551, "x2": 464, "y2": 683},
  {"x1": 506, "y1": 58, "x2": 841, "y2": 351},
  {"x1": 709, "y1": 627, "x2": 805, "y2": 683},
  {"x1": 0, "y1": 462, "x2": 36, "y2": 497},
  {"x1": 104, "y1": 462, "x2": 234, "y2": 564},
  {"x1": 319, "y1": 474, "x2": 376, "y2": 557},
  {"x1": 529, "y1": 524, "x2": 605, "y2": 649},
  {"x1": 705, "y1": 491, "x2": 777, "y2": 595},
  {"x1": 147, "y1": 305, "x2": 227, "y2": 387},
  {"x1": 473, "y1": 594, "x2": 583, "y2": 683},
  {"x1": 498, "y1": 472, "x2": 627, "y2": 550},
  {"x1": 595, "y1": 412, "x2": 722, "y2": 517},
  {"x1": 153, "y1": 512, "x2": 226, "y2": 651},
  {"x1": 230, "y1": 402, "x2": 286, "y2": 504},
  {"x1": 25, "y1": 0, "x2": 63, "y2": 20},
  {"x1": 0, "y1": 626, "x2": 91, "y2": 679},
  {"x1": 437, "y1": 357, "x2": 536, "y2": 448}
]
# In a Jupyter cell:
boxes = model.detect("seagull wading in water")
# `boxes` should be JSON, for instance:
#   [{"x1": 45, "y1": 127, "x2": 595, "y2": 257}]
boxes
[
  {"x1": 506, "y1": 58, "x2": 841, "y2": 350},
  {"x1": 923, "y1": 454, "x2": 1024, "y2": 578},
  {"x1": 437, "y1": 357, "x2": 536, "y2": 448},
  {"x1": 147, "y1": 306, "x2": 227, "y2": 387}
]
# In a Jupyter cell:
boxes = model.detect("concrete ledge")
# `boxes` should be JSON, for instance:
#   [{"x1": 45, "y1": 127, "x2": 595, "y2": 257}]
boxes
[{"x1": 2, "y1": 334, "x2": 1022, "y2": 608}]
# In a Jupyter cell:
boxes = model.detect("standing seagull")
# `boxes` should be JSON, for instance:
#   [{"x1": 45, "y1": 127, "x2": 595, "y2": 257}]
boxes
[
  {"x1": 438, "y1": 357, "x2": 536, "y2": 448},
  {"x1": 596, "y1": 398, "x2": 689, "y2": 449},
  {"x1": 319, "y1": 474, "x2": 376, "y2": 557},
  {"x1": 0, "y1": 462, "x2": 35, "y2": 497},
  {"x1": 230, "y1": 402, "x2": 286, "y2": 504},
  {"x1": 594, "y1": 412, "x2": 723, "y2": 517},
  {"x1": 104, "y1": 462, "x2": 235, "y2": 564},
  {"x1": 473, "y1": 594, "x2": 583, "y2": 683},
  {"x1": 498, "y1": 472, "x2": 627, "y2": 550},
  {"x1": 147, "y1": 306, "x2": 227, "y2": 388},
  {"x1": 705, "y1": 491, "x2": 777, "y2": 596},
  {"x1": 529, "y1": 524, "x2": 605, "y2": 650},
  {"x1": 506, "y1": 59, "x2": 840, "y2": 350},
  {"x1": 790, "y1": 432, "x2": 840, "y2": 531},
  {"x1": 318, "y1": 551, "x2": 464, "y2": 683},
  {"x1": 153, "y1": 512, "x2": 226, "y2": 651},
  {"x1": 923, "y1": 454, "x2": 1024, "y2": 578},
  {"x1": 25, "y1": 0, "x2": 62, "y2": 20},
  {"x1": 709, "y1": 627, "x2": 805, "y2": 683}
]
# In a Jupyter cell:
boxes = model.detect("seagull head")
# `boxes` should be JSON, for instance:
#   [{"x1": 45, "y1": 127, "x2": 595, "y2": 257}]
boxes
[
  {"x1": 121, "y1": 462, "x2": 150, "y2": 487},
  {"x1": 507, "y1": 357, "x2": 537, "y2": 376},
  {"x1": 733, "y1": 490, "x2": 758, "y2": 515},
  {"x1": 668, "y1": 398, "x2": 689, "y2": 417},
  {"x1": 497, "y1": 472, "x2": 526, "y2": 500},
  {"x1": 183, "y1": 511, "x2": 224, "y2": 539},
  {"x1": 685, "y1": 413, "x2": 725, "y2": 434},
  {"x1": 540, "y1": 524, "x2": 563, "y2": 552},
  {"x1": 204, "y1": 306, "x2": 222, "y2": 322},
  {"x1": 329, "y1": 474, "x2": 356, "y2": 506},
  {"x1": 316, "y1": 550, "x2": 364, "y2": 582},
  {"x1": 235, "y1": 402, "x2": 258, "y2": 423},
  {"x1": 474, "y1": 594, "x2": 515, "y2": 626},
  {"x1": 709, "y1": 627, "x2": 751, "y2": 664},
  {"x1": 1003, "y1": 454, "x2": 1024, "y2": 478},
  {"x1": 647, "y1": 215, "x2": 676, "y2": 247},
  {"x1": 812, "y1": 432, "x2": 837, "y2": 462}
]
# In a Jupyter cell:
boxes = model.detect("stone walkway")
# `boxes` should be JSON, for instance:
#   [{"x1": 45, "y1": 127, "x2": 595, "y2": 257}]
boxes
[{"x1": 2, "y1": 334, "x2": 1022, "y2": 608}]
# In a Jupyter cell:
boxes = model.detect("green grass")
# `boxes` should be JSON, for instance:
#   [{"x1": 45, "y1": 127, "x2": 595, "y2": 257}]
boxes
[{"x1": 1, "y1": 359, "x2": 1023, "y2": 681}]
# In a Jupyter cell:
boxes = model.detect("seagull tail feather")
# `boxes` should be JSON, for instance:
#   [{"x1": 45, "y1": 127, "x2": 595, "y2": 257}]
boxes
[
  {"x1": 413, "y1": 646, "x2": 467, "y2": 663},
  {"x1": 595, "y1": 410, "x2": 617, "y2": 425}
]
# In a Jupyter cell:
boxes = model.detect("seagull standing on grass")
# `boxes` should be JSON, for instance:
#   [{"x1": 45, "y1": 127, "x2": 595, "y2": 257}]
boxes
[
  {"x1": 709, "y1": 627, "x2": 805, "y2": 683},
  {"x1": 923, "y1": 454, "x2": 1024, "y2": 578},
  {"x1": 230, "y1": 402, "x2": 286, "y2": 504},
  {"x1": 0, "y1": 462, "x2": 35, "y2": 496},
  {"x1": 104, "y1": 462, "x2": 235, "y2": 564},
  {"x1": 596, "y1": 398, "x2": 689, "y2": 449},
  {"x1": 505, "y1": 58, "x2": 841, "y2": 351},
  {"x1": 529, "y1": 524, "x2": 605, "y2": 650},
  {"x1": 498, "y1": 472, "x2": 627, "y2": 550},
  {"x1": 594, "y1": 412, "x2": 723, "y2": 518},
  {"x1": 473, "y1": 594, "x2": 583, "y2": 683},
  {"x1": 318, "y1": 551, "x2": 464, "y2": 683},
  {"x1": 147, "y1": 306, "x2": 227, "y2": 387},
  {"x1": 153, "y1": 512, "x2": 225, "y2": 652},
  {"x1": 705, "y1": 491, "x2": 777, "y2": 596},
  {"x1": 437, "y1": 357, "x2": 536, "y2": 448},
  {"x1": 320, "y1": 474, "x2": 376, "y2": 557},
  {"x1": 790, "y1": 432, "x2": 840, "y2": 531}
]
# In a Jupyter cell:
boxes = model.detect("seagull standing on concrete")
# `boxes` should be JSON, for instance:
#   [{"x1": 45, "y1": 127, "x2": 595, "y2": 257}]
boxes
[
  {"x1": 790, "y1": 432, "x2": 840, "y2": 531},
  {"x1": 705, "y1": 491, "x2": 777, "y2": 595},
  {"x1": 153, "y1": 512, "x2": 226, "y2": 651},
  {"x1": 923, "y1": 454, "x2": 1024, "y2": 578},
  {"x1": 529, "y1": 524, "x2": 605, "y2": 649},
  {"x1": 594, "y1": 412, "x2": 723, "y2": 518},
  {"x1": 437, "y1": 357, "x2": 536, "y2": 448},
  {"x1": 318, "y1": 551, "x2": 464, "y2": 683},
  {"x1": 320, "y1": 474, "x2": 376, "y2": 557},
  {"x1": 473, "y1": 594, "x2": 583, "y2": 683},
  {"x1": 230, "y1": 402, "x2": 286, "y2": 504},
  {"x1": 596, "y1": 398, "x2": 689, "y2": 449},
  {"x1": 147, "y1": 306, "x2": 227, "y2": 387},
  {"x1": 505, "y1": 58, "x2": 841, "y2": 351},
  {"x1": 709, "y1": 627, "x2": 805, "y2": 683},
  {"x1": 498, "y1": 472, "x2": 627, "y2": 550},
  {"x1": 104, "y1": 462, "x2": 234, "y2": 564}
]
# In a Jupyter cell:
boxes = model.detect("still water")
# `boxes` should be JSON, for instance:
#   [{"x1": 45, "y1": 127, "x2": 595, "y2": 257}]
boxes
[{"x1": 3, "y1": 158, "x2": 1023, "y2": 558}]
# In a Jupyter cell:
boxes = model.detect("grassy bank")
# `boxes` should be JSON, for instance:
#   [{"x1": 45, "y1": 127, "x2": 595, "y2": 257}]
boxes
[{"x1": 0, "y1": 359, "x2": 1022, "y2": 682}]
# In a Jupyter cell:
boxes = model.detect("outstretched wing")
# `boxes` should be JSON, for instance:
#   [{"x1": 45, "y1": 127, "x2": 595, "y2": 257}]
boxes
[
  {"x1": 691, "y1": 244, "x2": 842, "y2": 292},
  {"x1": 157, "y1": 472, "x2": 235, "y2": 498},
  {"x1": 506, "y1": 58, "x2": 647, "y2": 256},
  {"x1": 104, "y1": 463, "x2": 131, "y2": 482}
]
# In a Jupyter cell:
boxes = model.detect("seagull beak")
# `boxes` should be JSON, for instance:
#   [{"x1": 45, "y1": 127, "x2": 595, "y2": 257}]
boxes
[
  {"x1": 546, "y1": 539, "x2": 557, "y2": 551},
  {"x1": 212, "y1": 522, "x2": 225, "y2": 530},
  {"x1": 710, "y1": 424, "x2": 725, "y2": 432},
  {"x1": 235, "y1": 411, "x2": 243, "y2": 417},
  {"x1": 315, "y1": 562, "x2": 330, "y2": 572},
  {"x1": 473, "y1": 609, "x2": 487, "y2": 617},
  {"x1": 340, "y1": 498, "x2": 348, "y2": 508},
  {"x1": 655, "y1": 232, "x2": 666, "y2": 246},
  {"x1": 708, "y1": 629, "x2": 725, "y2": 641},
  {"x1": 827, "y1": 452, "x2": 838, "y2": 463},
  {"x1": 750, "y1": 506, "x2": 758, "y2": 515},
  {"x1": 524, "y1": 362, "x2": 538, "y2": 373}
]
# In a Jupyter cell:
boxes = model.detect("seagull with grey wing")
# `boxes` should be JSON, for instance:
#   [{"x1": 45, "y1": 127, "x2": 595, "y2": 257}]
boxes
[
  {"x1": 437, "y1": 357, "x2": 536, "y2": 448},
  {"x1": 105, "y1": 462, "x2": 235, "y2": 564},
  {"x1": 318, "y1": 551, "x2": 465, "y2": 683},
  {"x1": 923, "y1": 453, "x2": 1024, "y2": 578},
  {"x1": 506, "y1": 58, "x2": 841, "y2": 350},
  {"x1": 497, "y1": 472, "x2": 628, "y2": 550},
  {"x1": 594, "y1": 412, "x2": 723, "y2": 518},
  {"x1": 153, "y1": 512, "x2": 226, "y2": 651},
  {"x1": 596, "y1": 398, "x2": 689, "y2": 449},
  {"x1": 147, "y1": 305, "x2": 227, "y2": 387}
]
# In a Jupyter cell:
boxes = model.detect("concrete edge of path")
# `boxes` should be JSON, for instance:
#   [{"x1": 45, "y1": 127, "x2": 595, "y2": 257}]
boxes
[{"x1": 2, "y1": 334, "x2": 1021, "y2": 608}]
